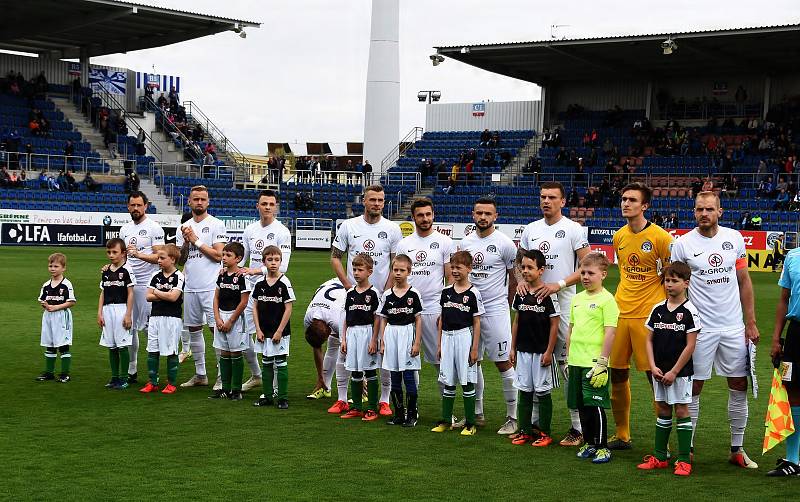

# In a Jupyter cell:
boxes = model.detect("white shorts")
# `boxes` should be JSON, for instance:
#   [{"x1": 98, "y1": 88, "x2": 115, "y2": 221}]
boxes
[
  {"x1": 438, "y1": 328, "x2": 478, "y2": 386},
  {"x1": 345, "y1": 325, "x2": 380, "y2": 371},
  {"x1": 420, "y1": 313, "x2": 441, "y2": 364},
  {"x1": 479, "y1": 311, "x2": 512, "y2": 362},
  {"x1": 146, "y1": 316, "x2": 182, "y2": 355},
  {"x1": 131, "y1": 286, "x2": 151, "y2": 332},
  {"x1": 40, "y1": 309, "x2": 73, "y2": 347},
  {"x1": 514, "y1": 351, "x2": 559, "y2": 394},
  {"x1": 244, "y1": 296, "x2": 257, "y2": 335},
  {"x1": 382, "y1": 323, "x2": 421, "y2": 372},
  {"x1": 99, "y1": 304, "x2": 133, "y2": 348},
  {"x1": 555, "y1": 315, "x2": 569, "y2": 362},
  {"x1": 653, "y1": 376, "x2": 693, "y2": 405},
  {"x1": 213, "y1": 310, "x2": 248, "y2": 352},
  {"x1": 259, "y1": 335, "x2": 290, "y2": 358},
  {"x1": 693, "y1": 328, "x2": 748, "y2": 380},
  {"x1": 183, "y1": 290, "x2": 215, "y2": 328}
]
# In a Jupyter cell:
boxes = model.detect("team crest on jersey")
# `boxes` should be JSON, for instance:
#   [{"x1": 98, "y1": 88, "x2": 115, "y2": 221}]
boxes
[
  {"x1": 589, "y1": 303, "x2": 597, "y2": 309},
  {"x1": 202, "y1": 227, "x2": 210, "y2": 233},
  {"x1": 430, "y1": 242, "x2": 439, "y2": 249},
  {"x1": 416, "y1": 251, "x2": 427, "y2": 262},
  {"x1": 473, "y1": 252, "x2": 484, "y2": 265},
  {"x1": 277, "y1": 286, "x2": 282, "y2": 295},
  {"x1": 255, "y1": 239, "x2": 265, "y2": 251},
  {"x1": 539, "y1": 241, "x2": 550, "y2": 253},
  {"x1": 139, "y1": 229, "x2": 147, "y2": 236},
  {"x1": 641, "y1": 241, "x2": 653, "y2": 253},
  {"x1": 676, "y1": 312, "x2": 684, "y2": 321},
  {"x1": 628, "y1": 254, "x2": 640, "y2": 266},
  {"x1": 555, "y1": 230, "x2": 566, "y2": 239},
  {"x1": 708, "y1": 253, "x2": 723, "y2": 267},
  {"x1": 407, "y1": 297, "x2": 413, "y2": 305},
  {"x1": 722, "y1": 241, "x2": 734, "y2": 251},
  {"x1": 463, "y1": 295, "x2": 469, "y2": 303},
  {"x1": 118, "y1": 272, "x2": 123, "y2": 279},
  {"x1": 487, "y1": 245, "x2": 497, "y2": 253},
  {"x1": 363, "y1": 239, "x2": 375, "y2": 251},
  {"x1": 267, "y1": 233, "x2": 275, "y2": 240},
  {"x1": 365, "y1": 294, "x2": 371, "y2": 303},
  {"x1": 378, "y1": 231, "x2": 388, "y2": 239}
]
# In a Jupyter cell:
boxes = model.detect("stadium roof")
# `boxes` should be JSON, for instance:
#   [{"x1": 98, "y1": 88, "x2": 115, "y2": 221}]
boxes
[
  {"x1": 435, "y1": 24, "x2": 800, "y2": 85},
  {"x1": 0, "y1": 0, "x2": 260, "y2": 59}
]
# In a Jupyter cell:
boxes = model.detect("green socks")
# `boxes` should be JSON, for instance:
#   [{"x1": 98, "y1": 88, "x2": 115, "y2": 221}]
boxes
[
  {"x1": 45, "y1": 352, "x2": 57, "y2": 374},
  {"x1": 518, "y1": 391, "x2": 534, "y2": 435},
  {"x1": 366, "y1": 371, "x2": 379, "y2": 412},
  {"x1": 119, "y1": 348, "x2": 130, "y2": 381},
  {"x1": 676, "y1": 417, "x2": 692, "y2": 463},
  {"x1": 655, "y1": 416, "x2": 673, "y2": 461},
  {"x1": 350, "y1": 378, "x2": 363, "y2": 411},
  {"x1": 538, "y1": 393, "x2": 553, "y2": 436},
  {"x1": 147, "y1": 352, "x2": 159, "y2": 385},
  {"x1": 442, "y1": 385, "x2": 456, "y2": 423},
  {"x1": 276, "y1": 357, "x2": 288, "y2": 401},
  {"x1": 463, "y1": 383, "x2": 476, "y2": 427},
  {"x1": 220, "y1": 356, "x2": 232, "y2": 392},
  {"x1": 262, "y1": 358, "x2": 274, "y2": 397},
  {"x1": 166, "y1": 355, "x2": 178, "y2": 386},
  {"x1": 231, "y1": 355, "x2": 244, "y2": 392},
  {"x1": 109, "y1": 349, "x2": 120, "y2": 378},
  {"x1": 60, "y1": 352, "x2": 71, "y2": 375}
]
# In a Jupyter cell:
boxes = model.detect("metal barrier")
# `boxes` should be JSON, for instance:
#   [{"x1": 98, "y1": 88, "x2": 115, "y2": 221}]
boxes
[
  {"x1": 183, "y1": 101, "x2": 246, "y2": 167},
  {"x1": 383, "y1": 171, "x2": 421, "y2": 192},
  {"x1": 283, "y1": 170, "x2": 365, "y2": 187},
  {"x1": 381, "y1": 126, "x2": 423, "y2": 173},
  {"x1": 149, "y1": 161, "x2": 236, "y2": 192}
]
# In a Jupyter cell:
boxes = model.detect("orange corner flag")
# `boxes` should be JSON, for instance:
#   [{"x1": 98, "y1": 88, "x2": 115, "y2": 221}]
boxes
[{"x1": 763, "y1": 368, "x2": 796, "y2": 454}]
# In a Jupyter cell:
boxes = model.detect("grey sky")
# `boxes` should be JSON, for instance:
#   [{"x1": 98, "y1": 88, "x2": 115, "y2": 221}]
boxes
[{"x1": 93, "y1": 0, "x2": 800, "y2": 155}]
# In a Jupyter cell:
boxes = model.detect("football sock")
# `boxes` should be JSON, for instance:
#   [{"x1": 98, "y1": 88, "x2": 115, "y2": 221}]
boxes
[
  {"x1": 611, "y1": 379, "x2": 631, "y2": 441},
  {"x1": 595, "y1": 406, "x2": 608, "y2": 448},
  {"x1": 538, "y1": 393, "x2": 553, "y2": 436},
  {"x1": 336, "y1": 358, "x2": 349, "y2": 402},
  {"x1": 180, "y1": 328, "x2": 190, "y2": 353},
  {"x1": 727, "y1": 388, "x2": 748, "y2": 449},
  {"x1": 578, "y1": 406, "x2": 596, "y2": 446},
  {"x1": 475, "y1": 364, "x2": 484, "y2": 415},
  {"x1": 787, "y1": 406, "x2": 800, "y2": 464},
  {"x1": 403, "y1": 370, "x2": 418, "y2": 394},
  {"x1": 244, "y1": 347, "x2": 262, "y2": 378},
  {"x1": 59, "y1": 347, "x2": 71, "y2": 374},
  {"x1": 434, "y1": 364, "x2": 444, "y2": 395},
  {"x1": 380, "y1": 368, "x2": 391, "y2": 404},
  {"x1": 147, "y1": 351, "x2": 159, "y2": 385},
  {"x1": 676, "y1": 416, "x2": 693, "y2": 463},
  {"x1": 214, "y1": 348, "x2": 222, "y2": 382},
  {"x1": 688, "y1": 394, "x2": 700, "y2": 447},
  {"x1": 45, "y1": 349, "x2": 57, "y2": 373},
  {"x1": 109, "y1": 348, "x2": 120, "y2": 378},
  {"x1": 231, "y1": 355, "x2": 244, "y2": 391},
  {"x1": 463, "y1": 383, "x2": 476, "y2": 426},
  {"x1": 365, "y1": 370, "x2": 379, "y2": 411},
  {"x1": 350, "y1": 372, "x2": 364, "y2": 411},
  {"x1": 189, "y1": 329, "x2": 206, "y2": 376},
  {"x1": 262, "y1": 357, "x2": 274, "y2": 397},
  {"x1": 500, "y1": 368, "x2": 517, "y2": 419},
  {"x1": 442, "y1": 385, "x2": 456, "y2": 423},
  {"x1": 220, "y1": 355, "x2": 232, "y2": 392},
  {"x1": 166, "y1": 354, "x2": 178, "y2": 385},
  {"x1": 518, "y1": 391, "x2": 534, "y2": 435},
  {"x1": 390, "y1": 373, "x2": 404, "y2": 417},
  {"x1": 273, "y1": 366, "x2": 279, "y2": 396},
  {"x1": 655, "y1": 416, "x2": 673, "y2": 461},
  {"x1": 119, "y1": 348, "x2": 130, "y2": 381},
  {"x1": 322, "y1": 336, "x2": 338, "y2": 391},
  {"x1": 407, "y1": 392, "x2": 418, "y2": 417},
  {"x1": 128, "y1": 332, "x2": 139, "y2": 374},
  {"x1": 531, "y1": 393, "x2": 540, "y2": 427},
  {"x1": 275, "y1": 356, "x2": 288, "y2": 401},
  {"x1": 390, "y1": 370, "x2": 402, "y2": 392},
  {"x1": 570, "y1": 409, "x2": 583, "y2": 433}
]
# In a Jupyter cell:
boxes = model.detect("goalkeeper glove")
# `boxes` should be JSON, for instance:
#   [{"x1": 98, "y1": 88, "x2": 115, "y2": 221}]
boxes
[{"x1": 585, "y1": 356, "x2": 609, "y2": 388}]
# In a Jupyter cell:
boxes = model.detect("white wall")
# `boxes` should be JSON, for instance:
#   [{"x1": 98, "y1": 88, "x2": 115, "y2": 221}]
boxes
[{"x1": 425, "y1": 100, "x2": 543, "y2": 132}]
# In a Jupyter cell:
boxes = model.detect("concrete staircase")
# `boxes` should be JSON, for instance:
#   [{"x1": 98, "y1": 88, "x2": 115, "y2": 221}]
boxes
[
  {"x1": 140, "y1": 176, "x2": 180, "y2": 215},
  {"x1": 50, "y1": 96, "x2": 116, "y2": 162},
  {"x1": 390, "y1": 185, "x2": 434, "y2": 220}
]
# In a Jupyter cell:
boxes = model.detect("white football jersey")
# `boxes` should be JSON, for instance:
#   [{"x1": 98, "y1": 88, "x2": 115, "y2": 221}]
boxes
[
  {"x1": 519, "y1": 216, "x2": 589, "y2": 313},
  {"x1": 175, "y1": 214, "x2": 228, "y2": 292},
  {"x1": 241, "y1": 219, "x2": 292, "y2": 288},
  {"x1": 670, "y1": 226, "x2": 747, "y2": 331},
  {"x1": 396, "y1": 231, "x2": 456, "y2": 314},
  {"x1": 118, "y1": 217, "x2": 165, "y2": 286},
  {"x1": 304, "y1": 278, "x2": 347, "y2": 336},
  {"x1": 333, "y1": 216, "x2": 402, "y2": 290},
  {"x1": 458, "y1": 229, "x2": 516, "y2": 315}
]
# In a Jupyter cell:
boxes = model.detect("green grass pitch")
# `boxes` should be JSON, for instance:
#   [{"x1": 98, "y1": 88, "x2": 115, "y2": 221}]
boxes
[{"x1": 0, "y1": 247, "x2": 789, "y2": 500}]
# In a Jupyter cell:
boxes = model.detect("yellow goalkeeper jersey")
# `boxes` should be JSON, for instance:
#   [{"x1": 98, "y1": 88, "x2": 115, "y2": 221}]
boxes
[{"x1": 613, "y1": 222, "x2": 673, "y2": 318}]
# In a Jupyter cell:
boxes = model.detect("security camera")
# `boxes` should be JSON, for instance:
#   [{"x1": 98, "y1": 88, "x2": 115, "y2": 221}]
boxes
[
  {"x1": 417, "y1": 92, "x2": 427, "y2": 102},
  {"x1": 239, "y1": 30, "x2": 247, "y2": 39},
  {"x1": 661, "y1": 38, "x2": 677, "y2": 55},
  {"x1": 431, "y1": 91, "x2": 441, "y2": 102},
  {"x1": 460, "y1": 46, "x2": 470, "y2": 54},
  {"x1": 430, "y1": 54, "x2": 445, "y2": 66}
]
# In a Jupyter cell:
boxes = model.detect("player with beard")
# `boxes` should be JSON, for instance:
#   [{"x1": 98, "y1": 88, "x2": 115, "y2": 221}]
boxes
[
  {"x1": 176, "y1": 185, "x2": 228, "y2": 388},
  {"x1": 117, "y1": 191, "x2": 164, "y2": 383}
]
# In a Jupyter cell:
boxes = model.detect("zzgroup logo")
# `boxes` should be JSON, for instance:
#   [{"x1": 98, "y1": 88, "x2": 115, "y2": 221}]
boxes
[
  {"x1": 539, "y1": 241, "x2": 550, "y2": 253},
  {"x1": 363, "y1": 239, "x2": 375, "y2": 251},
  {"x1": 708, "y1": 253, "x2": 723, "y2": 267},
  {"x1": 628, "y1": 253, "x2": 640, "y2": 266},
  {"x1": 473, "y1": 252, "x2": 484, "y2": 265},
  {"x1": 416, "y1": 251, "x2": 427, "y2": 262}
]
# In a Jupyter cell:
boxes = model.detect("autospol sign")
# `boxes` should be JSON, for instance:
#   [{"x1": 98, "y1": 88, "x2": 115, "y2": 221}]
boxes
[{"x1": 1, "y1": 223, "x2": 102, "y2": 246}]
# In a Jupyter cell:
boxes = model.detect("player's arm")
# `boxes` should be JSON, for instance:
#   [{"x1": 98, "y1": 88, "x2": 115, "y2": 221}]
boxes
[
  {"x1": 146, "y1": 287, "x2": 158, "y2": 302},
  {"x1": 178, "y1": 240, "x2": 190, "y2": 266},
  {"x1": 330, "y1": 247, "x2": 352, "y2": 289},
  {"x1": 644, "y1": 327, "x2": 661, "y2": 380},
  {"x1": 194, "y1": 241, "x2": 223, "y2": 262},
  {"x1": 510, "y1": 311, "x2": 519, "y2": 366},
  {"x1": 443, "y1": 262, "x2": 453, "y2": 285},
  {"x1": 376, "y1": 316, "x2": 387, "y2": 354},
  {"x1": 600, "y1": 325, "x2": 616, "y2": 359},
  {"x1": 97, "y1": 291, "x2": 105, "y2": 327},
  {"x1": 543, "y1": 315, "x2": 559, "y2": 367},
  {"x1": 513, "y1": 249, "x2": 529, "y2": 295},
  {"x1": 131, "y1": 244, "x2": 162, "y2": 264},
  {"x1": 772, "y1": 288, "x2": 790, "y2": 360},
  {"x1": 436, "y1": 315, "x2": 443, "y2": 361},
  {"x1": 48, "y1": 299, "x2": 75, "y2": 312},
  {"x1": 279, "y1": 234, "x2": 291, "y2": 273},
  {"x1": 253, "y1": 299, "x2": 265, "y2": 342},
  {"x1": 383, "y1": 253, "x2": 396, "y2": 291},
  {"x1": 507, "y1": 267, "x2": 518, "y2": 307},
  {"x1": 665, "y1": 329, "x2": 698, "y2": 386},
  {"x1": 736, "y1": 266, "x2": 760, "y2": 344},
  {"x1": 369, "y1": 316, "x2": 380, "y2": 354},
  {"x1": 231, "y1": 289, "x2": 249, "y2": 325},
  {"x1": 273, "y1": 301, "x2": 293, "y2": 342},
  {"x1": 411, "y1": 313, "x2": 422, "y2": 357},
  {"x1": 123, "y1": 284, "x2": 133, "y2": 329},
  {"x1": 470, "y1": 313, "x2": 481, "y2": 365},
  {"x1": 341, "y1": 319, "x2": 349, "y2": 354},
  {"x1": 213, "y1": 288, "x2": 224, "y2": 331},
  {"x1": 159, "y1": 287, "x2": 182, "y2": 302}
]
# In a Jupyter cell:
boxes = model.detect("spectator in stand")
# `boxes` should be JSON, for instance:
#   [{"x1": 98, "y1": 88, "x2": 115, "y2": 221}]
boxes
[
  {"x1": 585, "y1": 186, "x2": 601, "y2": 207},
  {"x1": 168, "y1": 86, "x2": 179, "y2": 111},
  {"x1": 157, "y1": 93, "x2": 168, "y2": 109},
  {"x1": 542, "y1": 128, "x2": 554, "y2": 148},
  {"x1": 362, "y1": 159, "x2": 372, "y2": 185},
  {"x1": 664, "y1": 212, "x2": 678, "y2": 229},
  {"x1": 758, "y1": 177, "x2": 774, "y2": 199},
  {"x1": 64, "y1": 170, "x2": 78, "y2": 192},
  {"x1": 555, "y1": 147, "x2": 568, "y2": 166},
  {"x1": 568, "y1": 188, "x2": 580, "y2": 208},
  {"x1": 63, "y1": 140, "x2": 75, "y2": 170},
  {"x1": 791, "y1": 191, "x2": 800, "y2": 212},
  {"x1": 574, "y1": 160, "x2": 586, "y2": 185},
  {"x1": 136, "y1": 127, "x2": 146, "y2": 156},
  {"x1": 488, "y1": 131, "x2": 499, "y2": 148},
  {"x1": 345, "y1": 159, "x2": 355, "y2": 184},
  {"x1": 701, "y1": 177, "x2": 714, "y2": 193},
  {"x1": 740, "y1": 211, "x2": 752, "y2": 230},
  {"x1": 38, "y1": 169, "x2": 48, "y2": 189},
  {"x1": 776, "y1": 188, "x2": 790, "y2": 210},
  {"x1": 464, "y1": 158, "x2": 474, "y2": 185},
  {"x1": 602, "y1": 137, "x2": 614, "y2": 156},
  {"x1": 125, "y1": 171, "x2": 140, "y2": 194},
  {"x1": 203, "y1": 151, "x2": 215, "y2": 167},
  {"x1": 28, "y1": 118, "x2": 40, "y2": 136},
  {"x1": 204, "y1": 142, "x2": 216, "y2": 160},
  {"x1": 479, "y1": 129, "x2": 492, "y2": 147},
  {"x1": 0, "y1": 167, "x2": 9, "y2": 188},
  {"x1": 651, "y1": 211, "x2": 664, "y2": 227},
  {"x1": 589, "y1": 129, "x2": 599, "y2": 147},
  {"x1": 750, "y1": 214, "x2": 763, "y2": 229},
  {"x1": 192, "y1": 124, "x2": 204, "y2": 142},
  {"x1": 83, "y1": 171, "x2": 100, "y2": 192}
]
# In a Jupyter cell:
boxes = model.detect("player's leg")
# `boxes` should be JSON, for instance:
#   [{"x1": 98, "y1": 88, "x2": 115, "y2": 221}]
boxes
[
  {"x1": 99, "y1": 309, "x2": 117, "y2": 386},
  {"x1": 483, "y1": 313, "x2": 517, "y2": 434},
  {"x1": 347, "y1": 371, "x2": 364, "y2": 414},
  {"x1": 675, "y1": 399, "x2": 693, "y2": 468},
  {"x1": 140, "y1": 319, "x2": 159, "y2": 392},
  {"x1": 688, "y1": 329, "x2": 716, "y2": 448},
  {"x1": 275, "y1": 354, "x2": 288, "y2": 408},
  {"x1": 365, "y1": 369, "x2": 379, "y2": 417},
  {"x1": 608, "y1": 318, "x2": 634, "y2": 447},
  {"x1": 322, "y1": 335, "x2": 339, "y2": 395},
  {"x1": 179, "y1": 327, "x2": 191, "y2": 362},
  {"x1": 219, "y1": 350, "x2": 232, "y2": 393},
  {"x1": 512, "y1": 351, "x2": 534, "y2": 442},
  {"x1": 180, "y1": 291, "x2": 208, "y2": 386},
  {"x1": 256, "y1": 355, "x2": 275, "y2": 406},
  {"x1": 420, "y1": 313, "x2": 444, "y2": 394},
  {"x1": 40, "y1": 347, "x2": 57, "y2": 380},
  {"x1": 402, "y1": 369, "x2": 418, "y2": 426},
  {"x1": 57, "y1": 345, "x2": 71, "y2": 382},
  {"x1": 433, "y1": 330, "x2": 456, "y2": 430},
  {"x1": 388, "y1": 371, "x2": 405, "y2": 425},
  {"x1": 230, "y1": 350, "x2": 244, "y2": 396},
  {"x1": 531, "y1": 354, "x2": 556, "y2": 445},
  {"x1": 785, "y1": 383, "x2": 800, "y2": 465},
  {"x1": 161, "y1": 318, "x2": 180, "y2": 393},
  {"x1": 241, "y1": 299, "x2": 263, "y2": 391}
]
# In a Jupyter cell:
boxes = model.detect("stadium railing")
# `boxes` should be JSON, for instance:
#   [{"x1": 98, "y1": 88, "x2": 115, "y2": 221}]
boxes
[
  {"x1": 283, "y1": 170, "x2": 366, "y2": 187},
  {"x1": 380, "y1": 126, "x2": 424, "y2": 174},
  {"x1": 182, "y1": 100, "x2": 246, "y2": 168}
]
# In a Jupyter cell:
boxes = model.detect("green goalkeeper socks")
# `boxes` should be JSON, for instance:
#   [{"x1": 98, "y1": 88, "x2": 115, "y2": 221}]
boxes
[
  {"x1": 220, "y1": 356, "x2": 232, "y2": 392},
  {"x1": 518, "y1": 391, "x2": 534, "y2": 435},
  {"x1": 538, "y1": 393, "x2": 553, "y2": 436},
  {"x1": 442, "y1": 385, "x2": 456, "y2": 423},
  {"x1": 147, "y1": 352, "x2": 159, "y2": 385},
  {"x1": 676, "y1": 416, "x2": 692, "y2": 463},
  {"x1": 166, "y1": 355, "x2": 178, "y2": 386},
  {"x1": 655, "y1": 416, "x2": 673, "y2": 461},
  {"x1": 231, "y1": 355, "x2": 244, "y2": 392},
  {"x1": 109, "y1": 349, "x2": 120, "y2": 378}
]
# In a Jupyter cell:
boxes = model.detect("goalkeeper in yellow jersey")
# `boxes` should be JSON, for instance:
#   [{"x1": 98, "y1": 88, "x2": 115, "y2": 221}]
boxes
[
  {"x1": 566, "y1": 252, "x2": 618, "y2": 464},
  {"x1": 610, "y1": 183, "x2": 672, "y2": 449}
]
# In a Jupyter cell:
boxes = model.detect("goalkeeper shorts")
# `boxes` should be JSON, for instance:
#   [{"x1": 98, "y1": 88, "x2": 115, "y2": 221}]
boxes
[{"x1": 566, "y1": 365, "x2": 610, "y2": 409}]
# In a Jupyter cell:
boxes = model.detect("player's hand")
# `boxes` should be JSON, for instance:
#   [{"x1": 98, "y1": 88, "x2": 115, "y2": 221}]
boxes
[
  {"x1": 586, "y1": 356, "x2": 609, "y2": 388},
  {"x1": 469, "y1": 348, "x2": 478, "y2": 366},
  {"x1": 745, "y1": 320, "x2": 760, "y2": 345},
  {"x1": 661, "y1": 370, "x2": 676, "y2": 386},
  {"x1": 436, "y1": 346, "x2": 442, "y2": 362},
  {"x1": 340, "y1": 340, "x2": 347, "y2": 355},
  {"x1": 561, "y1": 360, "x2": 569, "y2": 381},
  {"x1": 122, "y1": 315, "x2": 132, "y2": 330},
  {"x1": 272, "y1": 332, "x2": 282, "y2": 344},
  {"x1": 515, "y1": 281, "x2": 531, "y2": 297},
  {"x1": 183, "y1": 226, "x2": 198, "y2": 244},
  {"x1": 509, "y1": 349, "x2": 516, "y2": 366},
  {"x1": 770, "y1": 339, "x2": 783, "y2": 361},
  {"x1": 222, "y1": 321, "x2": 233, "y2": 333},
  {"x1": 651, "y1": 366, "x2": 664, "y2": 382},
  {"x1": 410, "y1": 344, "x2": 420, "y2": 357},
  {"x1": 368, "y1": 339, "x2": 377, "y2": 355},
  {"x1": 541, "y1": 351, "x2": 553, "y2": 367},
  {"x1": 379, "y1": 340, "x2": 385, "y2": 355},
  {"x1": 126, "y1": 243, "x2": 138, "y2": 258},
  {"x1": 215, "y1": 318, "x2": 225, "y2": 331},
  {"x1": 245, "y1": 268, "x2": 261, "y2": 276},
  {"x1": 100, "y1": 263, "x2": 111, "y2": 272},
  {"x1": 39, "y1": 300, "x2": 47, "y2": 310},
  {"x1": 256, "y1": 330, "x2": 265, "y2": 342},
  {"x1": 44, "y1": 304, "x2": 56, "y2": 312},
  {"x1": 534, "y1": 282, "x2": 561, "y2": 301},
  {"x1": 97, "y1": 314, "x2": 105, "y2": 327}
]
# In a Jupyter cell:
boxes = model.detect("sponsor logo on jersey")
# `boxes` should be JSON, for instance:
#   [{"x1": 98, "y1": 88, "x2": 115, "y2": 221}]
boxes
[
  {"x1": 555, "y1": 230, "x2": 566, "y2": 239},
  {"x1": 628, "y1": 253, "x2": 640, "y2": 266},
  {"x1": 365, "y1": 294, "x2": 371, "y2": 303},
  {"x1": 416, "y1": 251, "x2": 427, "y2": 262},
  {"x1": 444, "y1": 300, "x2": 473, "y2": 312},
  {"x1": 378, "y1": 231, "x2": 388, "y2": 239},
  {"x1": 708, "y1": 253, "x2": 723, "y2": 267},
  {"x1": 363, "y1": 239, "x2": 375, "y2": 251},
  {"x1": 517, "y1": 303, "x2": 546, "y2": 313},
  {"x1": 722, "y1": 241, "x2": 734, "y2": 250},
  {"x1": 473, "y1": 252, "x2": 484, "y2": 265},
  {"x1": 539, "y1": 241, "x2": 550, "y2": 253},
  {"x1": 130, "y1": 237, "x2": 137, "y2": 245},
  {"x1": 255, "y1": 239, "x2": 264, "y2": 251},
  {"x1": 652, "y1": 321, "x2": 686, "y2": 331},
  {"x1": 589, "y1": 303, "x2": 597, "y2": 309},
  {"x1": 641, "y1": 241, "x2": 653, "y2": 252},
  {"x1": 118, "y1": 272, "x2": 123, "y2": 279},
  {"x1": 463, "y1": 295, "x2": 469, "y2": 303},
  {"x1": 430, "y1": 242, "x2": 440, "y2": 249}
]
